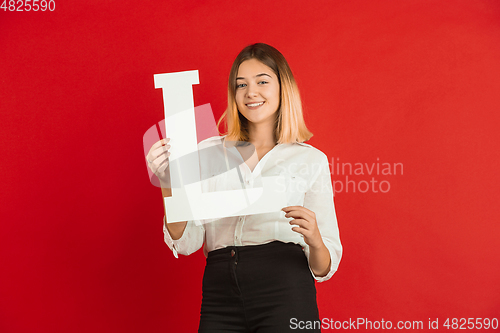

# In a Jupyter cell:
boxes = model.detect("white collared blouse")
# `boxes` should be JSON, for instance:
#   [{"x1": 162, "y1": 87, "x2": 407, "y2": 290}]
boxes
[{"x1": 163, "y1": 136, "x2": 342, "y2": 282}]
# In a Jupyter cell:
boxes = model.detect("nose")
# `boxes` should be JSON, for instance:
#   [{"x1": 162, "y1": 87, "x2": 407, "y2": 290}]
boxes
[{"x1": 246, "y1": 83, "x2": 258, "y2": 98}]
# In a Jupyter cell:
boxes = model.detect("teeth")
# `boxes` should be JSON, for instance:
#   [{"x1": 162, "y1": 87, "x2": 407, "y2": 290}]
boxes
[{"x1": 247, "y1": 102, "x2": 264, "y2": 107}]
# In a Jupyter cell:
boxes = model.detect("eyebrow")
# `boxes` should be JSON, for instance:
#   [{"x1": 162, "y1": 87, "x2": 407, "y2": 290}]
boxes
[{"x1": 236, "y1": 73, "x2": 272, "y2": 80}]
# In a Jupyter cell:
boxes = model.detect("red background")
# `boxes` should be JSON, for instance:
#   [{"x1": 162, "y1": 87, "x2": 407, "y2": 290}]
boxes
[{"x1": 1, "y1": 1, "x2": 499, "y2": 332}]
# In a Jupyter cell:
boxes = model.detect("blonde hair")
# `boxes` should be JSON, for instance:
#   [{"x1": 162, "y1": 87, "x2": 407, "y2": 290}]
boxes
[{"x1": 217, "y1": 43, "x2": 313, "y2": 144}]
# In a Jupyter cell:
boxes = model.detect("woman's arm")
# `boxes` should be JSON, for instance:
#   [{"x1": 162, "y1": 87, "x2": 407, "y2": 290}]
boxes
[
  {"x1": 286, "y1": 152, "x2": 342, "y2": 282},
  {"x1": 283, "y1": 205, "x2": 332, "y2": 277},
  {"x1": 165, "y1": 221, "x2": 187, "y2": 240},
  {"x1": 147, "y1": 138, "x2": 203, "y2": 256},
  {"x1": 161, "y1": 182, "x2": 204, "y2": 257},
  {"x1": 161, "y1": 186, "x2": 187, "y2": 240},
  {"x1": 307, "y1": 240, "x2": 332, "y2": 277}
]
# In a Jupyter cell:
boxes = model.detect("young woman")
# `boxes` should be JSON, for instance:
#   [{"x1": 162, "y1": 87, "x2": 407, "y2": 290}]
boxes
[{"x1": 147, "y1": 43, "x2": 342, "y2": 332}]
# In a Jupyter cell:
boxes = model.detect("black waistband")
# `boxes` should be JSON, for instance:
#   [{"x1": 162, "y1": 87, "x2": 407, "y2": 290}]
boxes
[{"x1": 207, "y1": 240, "x2": 303, "y2": 263}]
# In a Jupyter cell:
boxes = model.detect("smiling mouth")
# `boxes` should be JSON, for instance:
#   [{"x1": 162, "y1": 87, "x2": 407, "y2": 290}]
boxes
[{"x1": 246, "y1": 102, "x2": 264, "y2": 107}]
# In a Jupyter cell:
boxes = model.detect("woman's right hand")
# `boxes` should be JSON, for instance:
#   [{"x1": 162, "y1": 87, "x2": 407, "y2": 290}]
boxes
[
  {"x1": 148, "y1": 138, "x2": 187, "y2": 237},
  {"x1": 146, "y1": 138, "x2": 171, "y2": 184}
]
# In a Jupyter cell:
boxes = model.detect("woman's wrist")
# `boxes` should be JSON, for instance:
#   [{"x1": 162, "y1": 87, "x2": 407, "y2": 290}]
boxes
[{"x1": 308, "y1": 241, "x2": 331, "y2": 277}]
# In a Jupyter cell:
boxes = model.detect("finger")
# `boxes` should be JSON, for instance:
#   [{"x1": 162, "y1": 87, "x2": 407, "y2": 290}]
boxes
[
  {"x1": 147, "y1": 139, "x2": 171, "y2": 161},
  {"x1": 291, "y1": 226, "x2": 306, "y2": 237},
  {"x1": 282, "y1": 206, "x2": 315, "y2": 220},
  {"x1": 149, "y1": 138, "x2": 170, "y2": 152},
  {"x1": 281, "y1": 206, "x2": 314, "y2": 215},
  {"x1": 150, "y1": 152, "x2": 170, "y2": 173},
  {"x1": 146, "y1": 145, "x2": 170, "y2": 163},
  {"x1": 150, "y1": 144, "x2": 171, "y2": 162},
  {"x1": 156, "y1": 157, "x2": 170, "y2": 174},
  {"x1": 282, "y1": 205, "x2": 302, "y2": 211},
  {"x1": 289, "y1": 218, "x2": 309, "y2": 229},
  {"x1": 289, "y1": 218, "x2": 308, "y2": 225},
  {"x1": 284, "y1": 210, "x2": 313, "y2": 222}
]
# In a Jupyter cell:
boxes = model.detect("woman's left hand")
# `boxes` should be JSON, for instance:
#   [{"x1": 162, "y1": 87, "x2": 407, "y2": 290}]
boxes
[{"x1": 282, "y1": 206, "x2": 324, "y2": 249}]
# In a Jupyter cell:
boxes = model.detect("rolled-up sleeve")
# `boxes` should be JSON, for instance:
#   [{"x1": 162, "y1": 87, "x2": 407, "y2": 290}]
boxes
[
  {"x1": 163, "y1": 217, "x2": 205, "y2": 258},
  {"x1": 302, "y1": 153, "x2": 342, "y2": 282}
]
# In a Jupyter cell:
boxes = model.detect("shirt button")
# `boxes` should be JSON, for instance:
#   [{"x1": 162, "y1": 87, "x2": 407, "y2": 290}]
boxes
[{"x1": 231, "y1": 249, "x2": 235, "y2": 257}]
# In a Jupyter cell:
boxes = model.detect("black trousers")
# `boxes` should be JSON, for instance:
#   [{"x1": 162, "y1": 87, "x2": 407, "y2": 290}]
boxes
[{"x1": 199, "y1": 241, "x2": 321, "y2": 333}]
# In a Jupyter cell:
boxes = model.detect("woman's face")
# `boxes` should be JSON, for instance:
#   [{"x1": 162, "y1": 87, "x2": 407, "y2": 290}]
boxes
[{"x1": 235, "y1": 58, "x2": 280, "y2": 126}]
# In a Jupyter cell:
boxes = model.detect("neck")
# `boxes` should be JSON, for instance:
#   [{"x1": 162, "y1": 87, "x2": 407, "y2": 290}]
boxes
[{"x1": 247, "y1": 120, "x2": 276, "y2": 148}]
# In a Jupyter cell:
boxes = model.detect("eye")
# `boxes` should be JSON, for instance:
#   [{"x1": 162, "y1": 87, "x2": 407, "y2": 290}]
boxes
[
  {"x1": 236, "y1": 83, "x2": 247, "y2": 89},
  {"x1": 258, "y1": 80, "x2": 268, "y2": 85}
]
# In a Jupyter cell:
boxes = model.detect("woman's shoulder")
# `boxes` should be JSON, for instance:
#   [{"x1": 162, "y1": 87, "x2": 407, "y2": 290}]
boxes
[
  {"x1": 197, "y1": 135, "x2": 226, "y2": 149},
  {"x1": 289, "y1": 141, "x2": 328, "y2": 162}
]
